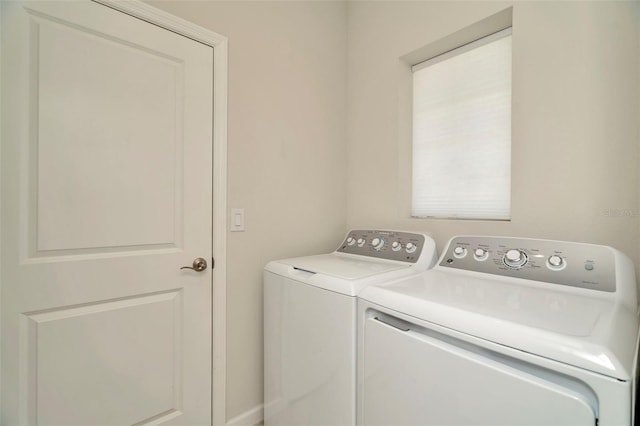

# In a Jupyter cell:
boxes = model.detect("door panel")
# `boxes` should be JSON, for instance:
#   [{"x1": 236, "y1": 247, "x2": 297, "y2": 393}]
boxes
[
  {"x1": 362, "y1": 316, "x2": 596, "y2": 426},
  {"x1": 36, "y1": 12, "x2": 182, "y2": 253},
  {"x1": 31, "y1": 291, "x2": 180, "y2": 425},
  {"x1": 1, "y1": 1, "x2": 213, "y2": 424}
]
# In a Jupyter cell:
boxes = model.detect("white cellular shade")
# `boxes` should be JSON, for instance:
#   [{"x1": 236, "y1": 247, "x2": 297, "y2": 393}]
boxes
[{"x1": 412, "y1": 29, "x2": 512, "y2": 220}]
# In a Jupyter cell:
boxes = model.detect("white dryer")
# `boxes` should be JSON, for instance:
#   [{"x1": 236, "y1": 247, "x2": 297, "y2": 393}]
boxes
[
  {"x1": 264, "y1": 230, "x2": 438, "y2": 426},
  {"x1": 358, "y1": 236, "x2": 640, "y2": 426}
]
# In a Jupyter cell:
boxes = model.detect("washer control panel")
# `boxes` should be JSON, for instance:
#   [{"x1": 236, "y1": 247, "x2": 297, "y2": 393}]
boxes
[
  {"x1": 338, "y1": 230, "x2": 426, "y2": 263},
  {"x1": 440, "y1": 236, "x2": 616, "y2": 292}
]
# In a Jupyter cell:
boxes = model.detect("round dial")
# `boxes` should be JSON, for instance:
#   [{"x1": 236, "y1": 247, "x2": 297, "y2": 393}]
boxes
[
  {"x1": 356, "y1": 238, "x2": 366, "y2": 248},
  {"x1": 346, "y1": 236, "x2": 356, "y2": 246},
  {"x1": 503, "y1": 249, "x2": 528, "y2": 268},
  {"x1": 453, "y1": 246, "x2": 467, "y2": 258},
  {"x1": 371, "y1": 237, "x2": 385, "y2": 251},
  {"x1": 405, "y1": 242, "x2": 417, "y2": 253},
  {"x1": 547, "y1": 255, "x2": 565, "y2": 270},
  {"x1": 391, "y1": 241, "x2": 402, "y2": 252},
  {"x1": 548, "y1": 255, "x2": 563, "y2": 266},
  {"x1": 474, "y1": 248, "x2": 488, "y2": 261}
]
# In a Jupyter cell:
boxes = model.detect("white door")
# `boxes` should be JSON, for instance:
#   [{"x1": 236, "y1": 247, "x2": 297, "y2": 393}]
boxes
[{"x1": 1, "y1": 1, "x2": 213, "y2": 424}]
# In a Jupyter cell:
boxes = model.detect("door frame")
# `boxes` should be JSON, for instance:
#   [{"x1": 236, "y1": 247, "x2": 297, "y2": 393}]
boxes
[{"x1": 0, "y1": 0, "x2": 229, "y2": 424}]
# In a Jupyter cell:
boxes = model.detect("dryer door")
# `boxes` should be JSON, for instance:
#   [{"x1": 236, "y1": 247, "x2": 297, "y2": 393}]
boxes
[{"x1": 361, "y1": 316, "x2": 597, "y2": 426}]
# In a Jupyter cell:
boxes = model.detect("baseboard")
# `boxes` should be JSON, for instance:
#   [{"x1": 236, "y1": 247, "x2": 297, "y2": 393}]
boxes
[{"x1": 226, "y1": 404, "x2": 264, "y2": 426}]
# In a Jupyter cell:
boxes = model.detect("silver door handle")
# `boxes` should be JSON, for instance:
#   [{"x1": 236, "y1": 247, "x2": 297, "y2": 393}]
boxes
[{"x1": 181, "y1": 257, "x2": 208, "y2": 272}]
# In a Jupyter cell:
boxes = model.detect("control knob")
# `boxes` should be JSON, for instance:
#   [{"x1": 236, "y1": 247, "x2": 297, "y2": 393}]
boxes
[
  {"x1": 346, "y1": 236, "x2": 356, "y2": 246},
  {"x1": 548, "y1": 255, "x2": 563, "y2": 267},
  {"x1": 371, "y1": 237, "x2": 385, "y2": 251},
  {"x1": 474, "y1": 248, "x2": 488, "y2": 261},
  {"x1": 405, "y1": 242, "x2": 417, "y2": 253},
  {"x1": 391, "y1": 241, "x2": 402, "y2": 252},
  {"x1": 547, "y1": 255, "x2": 566, "y2": 270},
  {"x1": 357, "y1": 238, "x2": 366, "y2": 248},
  {"x1": 453, "y1": 246, "x2": 467, "y2": 258},
  {"x1": 503, "y1": 249, "x2": 527, "y2": 269}
]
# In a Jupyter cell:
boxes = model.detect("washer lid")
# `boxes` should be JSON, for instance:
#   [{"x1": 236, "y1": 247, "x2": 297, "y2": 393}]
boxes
[
  {"x1": 359, "y1": 270, "x2": 640, "y2": 380},
  {"x1": 282, "y1": 254, "x2": 408, "y2": 281},
  {"x1": 265, "y1": 254, "x2": 415, "y2": 296}
]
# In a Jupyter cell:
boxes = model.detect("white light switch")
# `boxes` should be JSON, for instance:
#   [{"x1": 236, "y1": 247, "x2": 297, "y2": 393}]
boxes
[{"x1": 231, "y1": 208, "x2": 245, "y2": 232}]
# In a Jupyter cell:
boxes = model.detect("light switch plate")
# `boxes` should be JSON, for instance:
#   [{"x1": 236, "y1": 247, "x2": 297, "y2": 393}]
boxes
[{"x1": 230, "y1": 208, "x2": 244, "y2": 232}]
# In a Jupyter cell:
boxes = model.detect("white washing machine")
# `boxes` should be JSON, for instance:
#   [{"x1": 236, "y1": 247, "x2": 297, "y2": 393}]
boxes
[
  {"x1": 264, "y1": 230, "x2": 438, "y2": 426},
  {"x1": 358, "y1": 236, "x2": 640, "y2": 426}
]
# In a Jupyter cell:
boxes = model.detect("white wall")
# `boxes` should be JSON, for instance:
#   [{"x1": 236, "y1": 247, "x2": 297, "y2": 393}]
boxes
[
  {"x1": 148, "y1": 1, "x2": 348, "y2": 421},
  {"x1": 151, "y1": 0, "x2": 640, "y2": 422},
  {"x1": 347, "y1": 1, "x2": 640, "y2": 271}
]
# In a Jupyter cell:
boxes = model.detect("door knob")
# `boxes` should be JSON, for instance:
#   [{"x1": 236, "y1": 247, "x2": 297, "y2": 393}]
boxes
[{"x1": 181, "y1": 257, "x2": 208, "y2": 272}]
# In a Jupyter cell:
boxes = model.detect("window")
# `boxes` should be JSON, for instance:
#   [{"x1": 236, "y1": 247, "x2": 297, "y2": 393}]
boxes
[{"x1": 412, "y1": 28, "x2": 512, "y2": 220}]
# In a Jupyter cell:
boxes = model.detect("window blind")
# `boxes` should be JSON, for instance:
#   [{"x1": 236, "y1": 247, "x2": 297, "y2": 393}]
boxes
[{"x1": 412, "y1": 28, "x2": 512, "y2": 220}]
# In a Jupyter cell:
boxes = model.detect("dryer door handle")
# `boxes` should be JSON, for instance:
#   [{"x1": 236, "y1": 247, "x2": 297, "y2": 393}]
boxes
[{"x1": 374, "y1": 315, "x2": 410, "y2": 332}]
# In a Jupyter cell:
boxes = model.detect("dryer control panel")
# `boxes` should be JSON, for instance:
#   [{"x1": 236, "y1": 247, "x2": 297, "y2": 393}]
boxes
[
  {"x1": 337, "y1": 230, "x2": 427, "y2": 263},
  {"x1": 440, "y1": 236, "x2": 617, "y2": 292}
]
